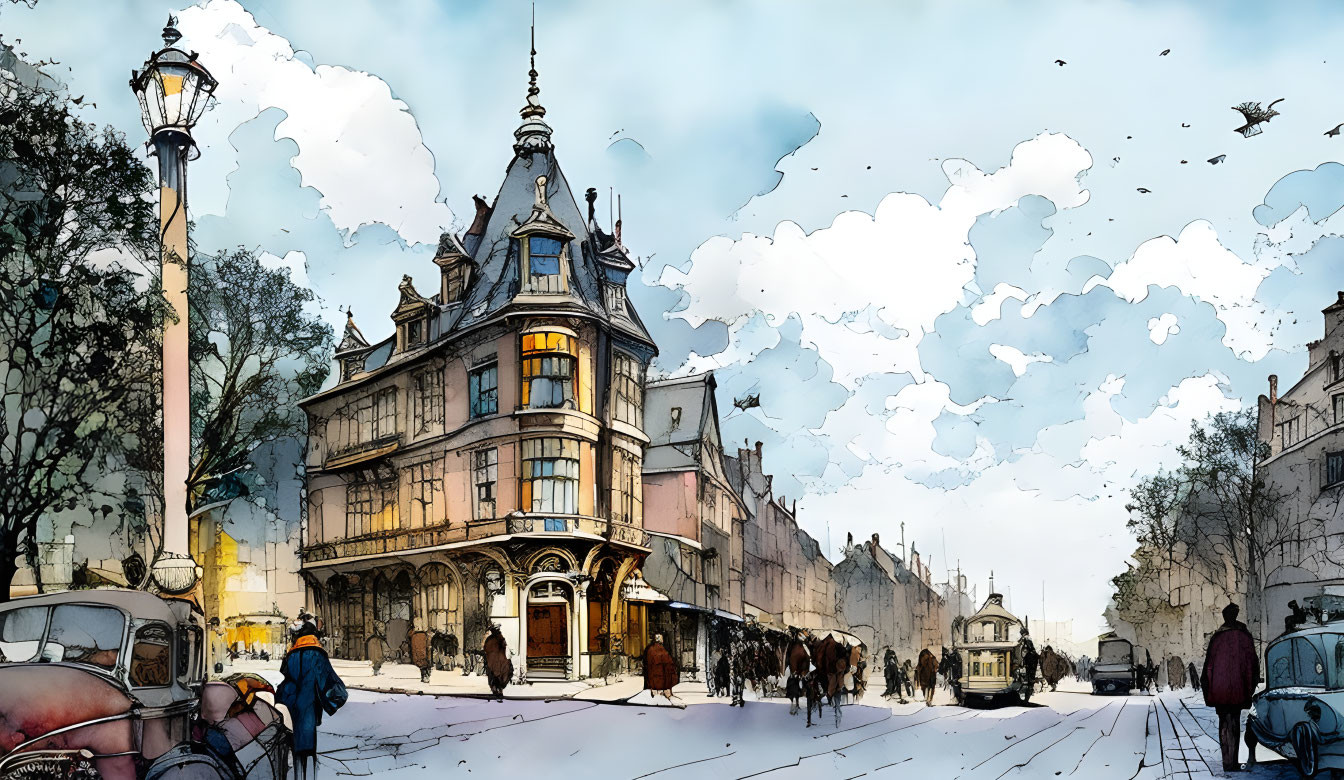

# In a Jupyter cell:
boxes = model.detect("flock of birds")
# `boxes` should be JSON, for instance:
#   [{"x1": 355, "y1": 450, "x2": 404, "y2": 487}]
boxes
[{"x1": 1056, "y1": 48, "x2": 1339, "y2": 195}]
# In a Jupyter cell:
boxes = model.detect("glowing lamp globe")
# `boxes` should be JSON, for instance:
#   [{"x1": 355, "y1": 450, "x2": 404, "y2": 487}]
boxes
[{"x1": 129, "y1": 16, "x2": 217, "y2": 151}]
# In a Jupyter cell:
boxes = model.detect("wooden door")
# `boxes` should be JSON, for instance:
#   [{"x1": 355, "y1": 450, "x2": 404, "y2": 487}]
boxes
[{"x1": 527, "y1": 604, "x2": 567, "y2": 658}]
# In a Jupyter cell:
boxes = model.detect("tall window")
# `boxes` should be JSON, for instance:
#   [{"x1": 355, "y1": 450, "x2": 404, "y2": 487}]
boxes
[
  {"x1": 329, "y1": 387, "x2": 398, "y2": 456},
  {"x1": 521, "y1": 438, "x2": 580, "y2": 514},
  {"x1": 413, "y1": 368, "x2": 444, "y2": 434},
  {"x1": 405, "y1": 318, "x2": 425, "y2": 348},
  {"x1": 1279, "y1": 416, "x2": 1304, "y2": 448},
  {"x1": 521, "y1": 332, "x2": 577, "y2": 410},
  {"x1": 611, "y1": 352, "x2": 643, "y2": 427},
  {"x1": 1328, "y1": 452, "x2": 1344, "y2": 487},
  {"x1": 469, "y1": 363, "x2": 498, "y2": 418},
  {"x1": 444, "y1": 263, "x2": 468, "y2": 303},
  {"x1": 1334, "y1": 393, "x2": 1344, "y2": 424},
  {"x1": 474, "y1": 448, "x2": 498, "y2": 519},
  {"x1": 347, "y1": 474, "x2": 397, "y2": 536},
  {"x1": 612, "y1": 447, "x2": 641, "y2": 525},
  {"x1": 525, "y1": 236, "x2": 565, "y2": 293},
  {"x1": 405, "y1": 457, "x2": 444, "y2": 528}
]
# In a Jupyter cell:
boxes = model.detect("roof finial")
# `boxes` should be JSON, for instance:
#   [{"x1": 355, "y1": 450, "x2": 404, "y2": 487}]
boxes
[
  {"x1": 162, "y1": 14, "x2": 182, "y2": 47},
  {"x1": 513, "y1": 4, "x2": 553, "y2": 154}
]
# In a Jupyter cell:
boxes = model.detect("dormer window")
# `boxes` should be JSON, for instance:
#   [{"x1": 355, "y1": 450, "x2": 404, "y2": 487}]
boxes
[
  {"x1": 444, "y1": 263, "x2": 468, "y2": 303},
  {"x1": 392, "y1": 275, "x2": 431, "y2": 353},
  {"x1": 523, "y1": 236, "x2": 567, "y2": 294},
  {"x1": 606, "y1": 284, "x2": 627, "y2": 315},
  {"x1": 405, "y1": 319, "x2": 425, "y2": 348}
]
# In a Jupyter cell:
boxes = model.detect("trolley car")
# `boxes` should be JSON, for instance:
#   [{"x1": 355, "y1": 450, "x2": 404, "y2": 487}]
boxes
[{"x1": 955, "y1": 593, "x2": 1025, "y2": 706}]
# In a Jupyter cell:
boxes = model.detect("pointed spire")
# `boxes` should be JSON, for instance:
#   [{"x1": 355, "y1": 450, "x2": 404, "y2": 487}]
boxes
[
  {"x1": 162, "y1": 14, "x2": 182, "y2": 47},
  {"x1": 513, "y1": 5, "x2": 553, "y2": 155}
]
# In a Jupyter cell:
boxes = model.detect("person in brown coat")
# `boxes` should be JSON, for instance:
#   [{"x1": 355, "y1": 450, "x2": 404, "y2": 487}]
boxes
[
  {"x1": 643, "y1": 633, "x2": 678, "y2": 699},
  {"x1": 483, "y1": 624, "x2": 513, "y2": 700},
  {"x1": 1201, "y1": 603, "x2": 1259, "y2": 773},
  {"x1": 408, "y1": 621, "x2": 432, "y2": 684}
]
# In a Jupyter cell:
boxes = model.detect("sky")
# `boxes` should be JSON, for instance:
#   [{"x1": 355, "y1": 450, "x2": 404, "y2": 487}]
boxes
[{"x1": 7, "y1": 0, "x2": 1344, "y2": 634}]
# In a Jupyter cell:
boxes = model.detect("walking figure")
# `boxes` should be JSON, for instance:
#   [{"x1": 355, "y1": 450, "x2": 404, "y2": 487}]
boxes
[
  {"x1": 483, "y1": 623, "x2": 514, "y2": 700},
  {"x1": 1202, "y1": 604, "x2": 1258, "y2": 773},
  {"x1": 277, "y1": 622, "x2": 348, "y2": 780}
]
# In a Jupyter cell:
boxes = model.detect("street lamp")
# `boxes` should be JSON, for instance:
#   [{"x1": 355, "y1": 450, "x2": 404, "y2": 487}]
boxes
[{"x1": 131, "y1": 15, "x2": 216, "y2": 595}]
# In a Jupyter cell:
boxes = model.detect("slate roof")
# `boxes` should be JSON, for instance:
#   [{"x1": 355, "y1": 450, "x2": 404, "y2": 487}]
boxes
[{"x1": 644, "y1": 373, "x2": 717, "y2": 472}]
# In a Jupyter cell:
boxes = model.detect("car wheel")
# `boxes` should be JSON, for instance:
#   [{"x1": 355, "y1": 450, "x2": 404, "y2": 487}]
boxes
[{"x1": 1291, "y1": 722, "x2": 1319, "y2": 778}]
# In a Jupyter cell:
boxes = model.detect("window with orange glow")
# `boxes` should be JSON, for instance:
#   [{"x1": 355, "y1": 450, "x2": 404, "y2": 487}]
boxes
[{"x1": 521, "y1": 332, "x2": 577, "y2": 410}]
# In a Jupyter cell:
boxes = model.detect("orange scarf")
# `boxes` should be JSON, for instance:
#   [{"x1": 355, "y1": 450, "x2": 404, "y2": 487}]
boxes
[{"x1": 290, "y1": 635, "x2": 323, "y2": 652}]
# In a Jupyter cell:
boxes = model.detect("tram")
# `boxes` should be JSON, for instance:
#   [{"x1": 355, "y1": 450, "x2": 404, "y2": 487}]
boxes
[{"x1": 955, "y1": 593, "x2": 1026, "y2": 706}]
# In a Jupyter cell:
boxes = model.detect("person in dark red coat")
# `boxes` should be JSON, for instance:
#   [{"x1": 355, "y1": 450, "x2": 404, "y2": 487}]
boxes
[
  {"x1": 1201, "y1": 603, "x2": 1259, "y2": 772},
  {"x1": 643, "y1": 634, "x2": 679, "y2": 699}
]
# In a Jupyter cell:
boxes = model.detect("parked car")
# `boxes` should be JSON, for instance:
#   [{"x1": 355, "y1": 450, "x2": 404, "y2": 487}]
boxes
[
  {"x1": 1246, "y1": 622, "x2": 1344, "y2": 778},
  {"x1": 1092, "y1": 634, "x2": 1136, "y2": 695},
  {"x1": 0, "y1": 588, "x2": 290, "y2": 779}
]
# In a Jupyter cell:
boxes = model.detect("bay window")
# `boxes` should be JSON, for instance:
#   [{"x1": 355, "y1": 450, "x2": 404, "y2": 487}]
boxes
[
  {"x1": 521, "y1": 332, "x2": 577, "y2": 410},
  {"x1": 521, "y1": 437, "x2": 580, "y2": 514},
  {"x1": 611, "y1": 352, "x2": 643, "y2": 427}
]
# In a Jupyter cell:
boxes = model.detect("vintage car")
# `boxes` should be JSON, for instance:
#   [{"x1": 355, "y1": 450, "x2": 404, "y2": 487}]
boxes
[
  {"x1": 1091, "y1": 634, "x2": 1136, "y2": 695},
  {"x1": 1246, "y1": 621, "x2": 1344, "y2": 778},
  {"x1": 955, "y1": 593, "x2": 1026, "y2": 707},
  {"x1": 0, "y1": 588, "x2": 290, "y2": 779}
]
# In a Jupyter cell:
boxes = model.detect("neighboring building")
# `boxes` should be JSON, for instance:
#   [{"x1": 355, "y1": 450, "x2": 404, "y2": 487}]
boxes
[
  {"x1": 298, "y1": 64, "x2": 659, "y2": 680},
  {"x1": 1256, "y1": 290, "x2": 1344, "y2": 638},
  {"x1": 728, "y1": 442, "x2": 838, "y2": 635},
  {"x1": 640, "y1": 372, "x2": 747, "y2": 678},
  {"x1": 833, "y1": 533, "x2": 949, "y2": 663},
  {"x1": 1103, "y1": 539, "x2": 1233, "y2": 665}
]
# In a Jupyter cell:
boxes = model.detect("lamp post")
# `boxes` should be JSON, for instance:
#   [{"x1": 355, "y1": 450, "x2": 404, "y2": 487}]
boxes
[{"x1": 130, "y1": 15, "x2": 217, "y2": 595}]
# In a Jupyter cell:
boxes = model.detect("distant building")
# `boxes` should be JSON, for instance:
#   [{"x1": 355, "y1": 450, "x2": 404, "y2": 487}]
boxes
[
  {"x1": 641, "y1": 372, "x2": 746, "y2": 677},
  {"x1": 298, "y1": 60, "x2": 658, "y2": 680},
  {"x1": 834, "y1": 534, "x2": 948, "y2": 662}
]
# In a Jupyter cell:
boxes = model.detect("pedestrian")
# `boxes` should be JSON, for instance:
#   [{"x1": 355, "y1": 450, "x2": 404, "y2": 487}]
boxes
[
  {"x1": 714, "y1": 647, "x2": 731, "y2": 697},
  {"x1": 1020, "y1": 631, "x2": 1039, "y2": 702},
  {"x1": 409, "y1": 620, "x2": 432, "y2": 684},
  {"x1": 1168, "y1": 654, "x2": 1186, "y2": 690},
  {"x1": 277, "y1": 622, "x2": 348, "y2": 780},
  {"x1": 1188, "y1": 660, "x2": 1201, "y2": 692},
  {"x1": 882, "y1": 648, "x2": 899, "y2": 697},
  {"x1": 483, "y1": 623, "x2": 513, "y2": 700},
  {"x1": 643, "y1": 633, "x2": 679, "y2": 700},
  {"x1": 366, "y1": 620, "x2": 389, "y2": 676},
  {"x1": 901, "y1": 659, "x2": 915, "y2": 699},
  {"x1": 1201, "y1": 603, "x2": 1259, "y2": 773},
  {"x1": 917, "y1": 648, "x2": 938, "y2": 705},
  {"x1": 730, "y1": 637, "x2": 747, "y2": 707}
]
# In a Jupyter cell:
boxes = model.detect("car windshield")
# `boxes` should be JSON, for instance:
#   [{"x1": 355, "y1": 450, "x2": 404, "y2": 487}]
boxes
[
  {"x1": 1321, "y1": 634, "x2": 1344, "y2": 688},
  {"x1": 42, "y1": 605, "x2": 125, "y2": 670},
  {"x1": 1098, "y1": 641, "x2": 1131, "y2": 665},
  {"x1": 0, "y1": 606, "x2": 49, "y2": 663}
]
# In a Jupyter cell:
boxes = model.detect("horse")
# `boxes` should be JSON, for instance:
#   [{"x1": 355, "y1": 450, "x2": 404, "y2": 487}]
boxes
[
  {"x1": 786, "y1": 634, "x2": 811, "y2": 715},
  {"x1": 1040, "y1": 646, "x2": 1070, "y2": 692},
  {"x1": 810, "y1": 634, "x2": 851, "y2": 726},
  {"x1": 916, "y1": 649, "x2": 939, "y2": 705}
]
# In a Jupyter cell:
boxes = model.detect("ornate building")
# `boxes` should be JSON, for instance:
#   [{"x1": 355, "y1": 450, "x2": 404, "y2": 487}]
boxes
[{"x1": 299, "y1": 48, "x2": 657, "y2": 680}]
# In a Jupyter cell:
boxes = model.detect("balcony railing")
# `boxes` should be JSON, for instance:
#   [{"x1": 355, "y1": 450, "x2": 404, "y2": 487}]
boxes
[{"x1": 303, "y1": 515, "x2": 649, "y2": 565}]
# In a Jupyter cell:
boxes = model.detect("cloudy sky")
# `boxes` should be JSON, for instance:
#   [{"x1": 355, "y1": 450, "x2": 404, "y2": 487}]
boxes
[{"x1": 8, "y1": 0, "x2": 1344, "y2": 633}]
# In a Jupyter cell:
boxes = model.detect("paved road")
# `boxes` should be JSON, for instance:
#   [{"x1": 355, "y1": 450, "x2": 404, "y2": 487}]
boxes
[{"x1": 303, "y1": 685, "x2": 1300, "y2": 779}]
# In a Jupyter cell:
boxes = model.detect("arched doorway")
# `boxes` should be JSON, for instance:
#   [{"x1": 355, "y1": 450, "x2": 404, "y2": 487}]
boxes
[
  {"x1": 420, "y1": 563, "x2": 463, "y2": 666},
  {"x1": 527, "y1": 579, "x2": 573, "y2": 678},
  {"x1": 326, "y1": 574, "x2": 364, "y2": 660}
]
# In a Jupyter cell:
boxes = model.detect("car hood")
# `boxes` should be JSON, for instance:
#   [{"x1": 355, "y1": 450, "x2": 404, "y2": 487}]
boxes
[{"x1": 0, "y1": 665, "x2": 135, "y2": 757}]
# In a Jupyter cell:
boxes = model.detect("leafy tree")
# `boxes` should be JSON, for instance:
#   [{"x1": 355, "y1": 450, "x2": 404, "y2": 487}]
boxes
[
  {"x1": 0, "y1": 79, "x2": 163, "y2": 600},
  {"x1": 1119, "y1": 409, "x2": 1302, "y2": 647},
  {"x1": 186, "y1": 248, "x2": 332, "y2": 507}
]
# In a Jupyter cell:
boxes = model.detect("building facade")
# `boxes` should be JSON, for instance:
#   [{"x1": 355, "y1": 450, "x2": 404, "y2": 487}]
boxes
[
  {"x1": 1256, "y1": 290, "x2": 1344, "y2": 636},
  {"x1": 299, "y1": 70, "x2": 659, "y2": 680},
  {"x1": 834, "y1": 534, "x2": 949, "y2": 663},
  {"x1": 640, "y1": 372, "x2": 747, "y2": 678}
]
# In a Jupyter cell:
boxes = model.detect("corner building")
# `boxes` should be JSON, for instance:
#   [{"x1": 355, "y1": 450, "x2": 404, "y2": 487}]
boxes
[{"x1": 299, "y1": 68, "x2": 658, "y2": 680}]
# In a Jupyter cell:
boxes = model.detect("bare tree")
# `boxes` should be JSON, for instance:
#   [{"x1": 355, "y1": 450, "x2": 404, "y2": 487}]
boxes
[{"x1": 0, "y1": 80, "x2": 162, "y2": 600}]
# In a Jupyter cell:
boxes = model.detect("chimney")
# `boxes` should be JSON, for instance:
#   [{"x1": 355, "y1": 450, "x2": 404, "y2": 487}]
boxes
[
  {"x1": 466, "y1": 195, "x2": 491, "y2": 237},
  {"x1": 1269, "y1": 374, "x2": 1278, "y2": 405},
  {"x1": 754, "y1": 441, "x2": 763, "y2": 457},
  {"x1": 585, "y1": 187, "x2": 598, "y2": 226}
]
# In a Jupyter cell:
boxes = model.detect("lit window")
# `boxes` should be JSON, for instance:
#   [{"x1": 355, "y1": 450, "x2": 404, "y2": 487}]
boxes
[
  {"x1": 469, "y1": 364, "x2": 498, "y2": 418},
  {"x1": 405, "y1": 457, "x2": 444, "y2": 528},
  {"x1": 347, "y1": 473, "x2": 397, "y2": 536},
  {"x1": 521, "y1": 332, "x2": 577, "y2": 410},
  {"x1": 474, "y1": 449, "x2": 497, "y2": 519},
  {"x1": 521, "y1": 438, "x2": 580, "y2": 514},
  {"x1": 611, "y1": 353, "x2": 644, "y2": 428}
]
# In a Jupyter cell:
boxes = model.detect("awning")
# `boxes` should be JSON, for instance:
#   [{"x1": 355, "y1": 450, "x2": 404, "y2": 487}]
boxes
[
  {"x1": 621, "y1": 574, "x2": 669, "y2": 604},
  {"x1": 665, "y1": 601, "x2": 709, "y2": 612},
  {"x1": 713, "y1": 609, "x2": 744, "y2": 622}
]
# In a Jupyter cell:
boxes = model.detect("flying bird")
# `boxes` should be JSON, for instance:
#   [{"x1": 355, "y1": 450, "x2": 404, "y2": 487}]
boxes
[
  {"x1": 1180, "y1": 160, "x2": 1188, "y2": 164},
  {"x1": 1160, "y1": 49, "x2": 1171, "y2": 56},
  {"x1": 1054, "y1": 59, "x2": 1066, "y2": 66},
  {"x1": 1137, "y1": 187, "x2": 1151, "y2": 194},
  {"x1": 733, "y1": 393, "x2": 761, "y2": 412},
  {"x1": 1181, "y1": 123, "x2": 1190, "y2": 128},
  {"x1": 1232, "y1": 98, "x2": 1284, "y2": 137},
  {"x1": 1326, "y1": 123, "x2": 1344, "y2": 137},
  {"x1": 71, "y1": 95, "x2": 84, "y2": 105},
  {"x1": 1208, "y1": 154, "x2": 1227, "y2": 165}
]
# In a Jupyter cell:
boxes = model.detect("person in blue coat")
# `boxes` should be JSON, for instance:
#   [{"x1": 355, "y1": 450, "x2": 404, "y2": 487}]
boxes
[{"x1": 277, "y1": 622, "x2": 348, "y2": 780}]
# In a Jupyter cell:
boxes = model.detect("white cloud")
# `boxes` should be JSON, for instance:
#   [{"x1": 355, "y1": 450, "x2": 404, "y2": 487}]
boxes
[
  {"x1": 1146, "y1": 312, "x2": 1180, "y2": 345},
  {"x1": 988, "y1": 343, "x2": 1053, "y2": 377},
  {"x1": 1091, "y1": 221, "x2": 1270, "y2": 358},
  {"x1": 178, "y1": 0, "x2": 453, "y2": 245}
]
